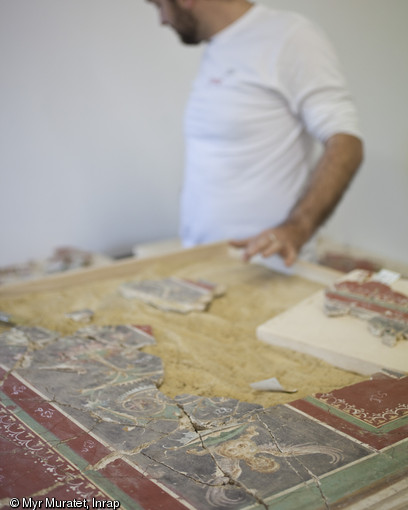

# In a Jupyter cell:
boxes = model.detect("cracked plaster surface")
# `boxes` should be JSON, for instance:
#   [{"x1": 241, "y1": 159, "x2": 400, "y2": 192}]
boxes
[
  {"x1": 135, "y1": 401, "x2": 372, "y2": 509},
  {"x1": 0, "y1": 325, "x2": 383, "y2": 509}
]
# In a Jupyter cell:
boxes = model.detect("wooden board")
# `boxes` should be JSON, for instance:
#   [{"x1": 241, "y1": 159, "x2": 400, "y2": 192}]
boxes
[
  {"x1": 257, "y1": 280, "x2": 408, "y2": 376},
  {"x1": 0, "y1": 241, "x2": 342, "y2": 298},
  {"x1": 0, "y1": 242, "x2": 229, "y2": 297}
]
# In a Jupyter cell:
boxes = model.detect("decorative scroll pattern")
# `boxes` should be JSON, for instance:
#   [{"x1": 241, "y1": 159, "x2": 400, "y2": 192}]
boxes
[
  {"x1": 0, "y1": 403, "x2": 108, "y2": 500},
  {"x1": 316, "y1": 393, "x2": 408, "y2": 427}
]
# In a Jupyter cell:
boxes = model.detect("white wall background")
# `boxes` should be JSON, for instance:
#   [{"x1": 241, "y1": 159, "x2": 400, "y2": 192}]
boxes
[{"x1": 0, "y1": 0, "x2": 407, "y2": 266}]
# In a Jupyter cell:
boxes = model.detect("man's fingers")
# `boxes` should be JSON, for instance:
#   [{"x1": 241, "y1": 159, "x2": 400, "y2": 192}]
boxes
[
  {"x1": 229, "y1": 239, "x2": 249, "y2": 247},
  {"x1": 241, "y1": 231, "x2": 278, "y2": 259},
  {"x1": 262, "y1": 240, "x2": 282, "y2": 256},
  {"x1": 283, "y1": 246, "x2": 297, "y2": 267},
  {"x1": 256, "y1": 231, "x2": 281, "y2": 257},
  {"x1": 245, "y1": 236, "x2": 269, "y2": 258},
  {"x1": 231, "y1": 230, "x2": 299, "y2": 266}
]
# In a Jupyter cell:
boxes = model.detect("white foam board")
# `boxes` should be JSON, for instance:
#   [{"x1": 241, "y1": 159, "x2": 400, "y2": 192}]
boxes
[{"x1": 257, "y1": 289, "x2": 408, "y2": 376}]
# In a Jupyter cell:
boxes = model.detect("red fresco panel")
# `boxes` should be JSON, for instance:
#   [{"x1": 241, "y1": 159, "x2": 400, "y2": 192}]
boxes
[{"x1": 0, "y1": 368, "x2": 189, "y2": 510}]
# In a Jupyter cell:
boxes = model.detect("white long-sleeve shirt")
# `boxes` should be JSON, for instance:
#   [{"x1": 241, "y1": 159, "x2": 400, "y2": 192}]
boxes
[{"x1": 181, "y1": 4, "x2": 361, "y2": 251}]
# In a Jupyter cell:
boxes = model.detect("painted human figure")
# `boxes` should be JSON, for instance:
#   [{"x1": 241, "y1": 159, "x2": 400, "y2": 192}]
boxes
[{"x1": 147, "y1": 0, "x2": 363, "y2": 267}]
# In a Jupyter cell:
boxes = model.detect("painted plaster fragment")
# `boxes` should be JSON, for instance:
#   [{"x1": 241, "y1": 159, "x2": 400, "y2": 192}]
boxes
[
  {"x1": 65, "y1": 308, "x2": 94, "y2": 323},
  {"x1": 0, "y1": 311, "x2": 14, "y2": 325},
  {"x1": 75, "y1": 324, "x2": 156, "y2": 349},
  {"x1": 250, "y1": 377, "x2": 298, "y2": 393},
  {"x1": 120, "y1": 277, "x2": 225, "y2": 313},
  {"x1": 324, "y1": 271, "x2": 408, "y2": 346}
]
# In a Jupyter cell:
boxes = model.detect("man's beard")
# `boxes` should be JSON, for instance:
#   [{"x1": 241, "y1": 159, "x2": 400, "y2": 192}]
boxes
[{"x1": 173, "y1": 7, "x2": 201, "y2": 45}]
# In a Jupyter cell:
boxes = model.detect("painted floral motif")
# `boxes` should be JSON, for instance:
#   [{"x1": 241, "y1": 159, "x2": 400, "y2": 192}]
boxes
[
  {"x1": 11, "y1": 384, "x2": 26, "y2": 395},
  {"x1": 316, "y1": 392, "x2": 408, "y2": 427},
  {"x1": 81, "y1": 440, "x2": 96, "y2": 453},
  {"x1": 34, "y1": 407, "x2": 54, "y2": 419}
]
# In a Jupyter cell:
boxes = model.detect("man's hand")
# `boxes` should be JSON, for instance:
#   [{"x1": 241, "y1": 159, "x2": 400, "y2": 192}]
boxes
[
  {"x1": 229, "y1": 221, "x2": 310, "y2": 267},
  {"x1": 230, "y1": 133, "x2": 363, "y2": 267}
]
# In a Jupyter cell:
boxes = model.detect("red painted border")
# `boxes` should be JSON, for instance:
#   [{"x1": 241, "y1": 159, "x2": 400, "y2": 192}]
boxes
[
  {"x1": 289, "y1": 399, "x2": 408, "y2": 450},
  {"x1": 1, "y1": 367, "x2": 189, "y2": 510}
]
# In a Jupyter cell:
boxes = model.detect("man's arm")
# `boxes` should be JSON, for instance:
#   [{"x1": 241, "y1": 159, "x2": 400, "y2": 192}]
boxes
[{"x1": 230, "y1": 133, "x2": 364, "y2": 266}]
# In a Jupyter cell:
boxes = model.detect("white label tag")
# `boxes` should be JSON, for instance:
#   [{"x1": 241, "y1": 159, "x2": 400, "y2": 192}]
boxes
[{"x1": 371, "y1": 268, "x2": 401, "y2": 285}]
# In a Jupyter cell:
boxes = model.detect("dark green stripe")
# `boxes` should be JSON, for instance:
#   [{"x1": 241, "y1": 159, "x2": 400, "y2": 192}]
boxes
[
  {"x1": 1, "y1": 391, "x2": 144, "y2": 510},
  {"x1": 262, "y1": 439, "x2": 408, "y2": 510}
]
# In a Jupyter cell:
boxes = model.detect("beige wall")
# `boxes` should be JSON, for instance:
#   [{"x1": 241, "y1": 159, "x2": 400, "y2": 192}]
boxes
[{"x1": 0, "y1": 1, "x2": 406, "y2": 265}]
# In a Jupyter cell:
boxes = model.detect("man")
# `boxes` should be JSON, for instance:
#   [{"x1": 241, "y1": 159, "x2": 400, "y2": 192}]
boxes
[{"x1": 147, "y1": 0, "x2": 363, "y2": 267}]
